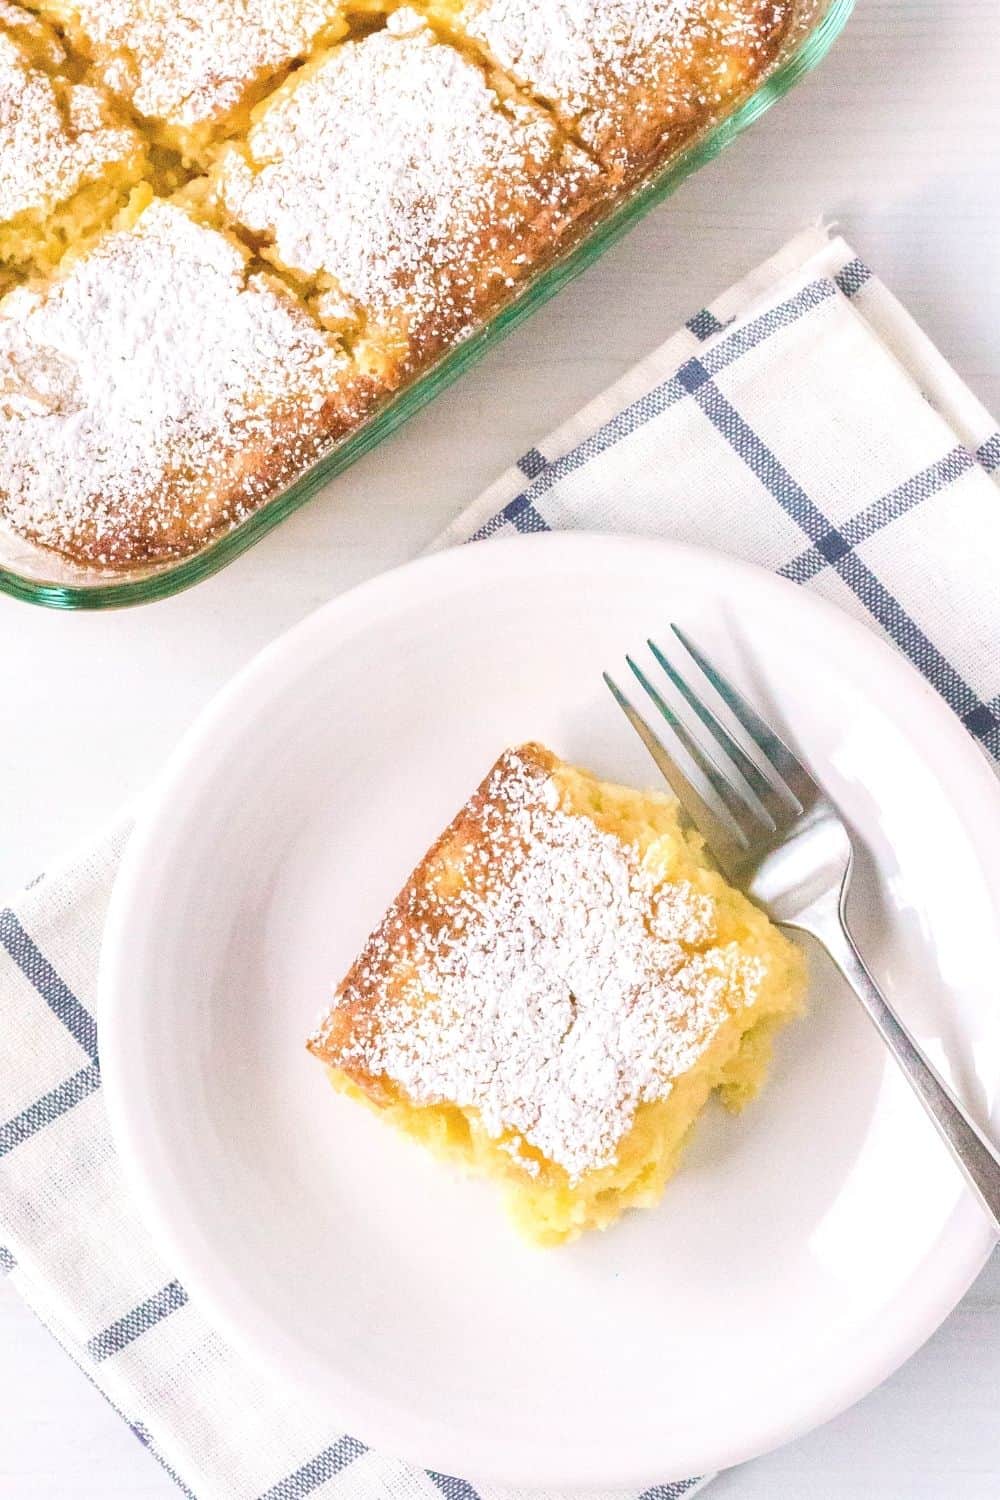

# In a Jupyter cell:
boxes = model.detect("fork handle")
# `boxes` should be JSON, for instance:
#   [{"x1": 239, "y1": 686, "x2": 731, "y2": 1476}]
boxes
[{"x1": 804, "y1": 902, "x2": 1000, "y2": 1236}]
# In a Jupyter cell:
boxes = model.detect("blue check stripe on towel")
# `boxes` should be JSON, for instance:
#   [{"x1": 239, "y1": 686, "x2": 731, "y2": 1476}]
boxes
[
  {"x1": 465, "y1": 244, "x2": 1000, "y2": 763},
  {"x1": 4, "y1": 225, "x2": 1000, "y2": 1500}
]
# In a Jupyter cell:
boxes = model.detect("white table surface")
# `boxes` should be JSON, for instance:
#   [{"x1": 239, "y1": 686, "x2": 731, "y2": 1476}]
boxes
[{"x1": 2, "y1": 0, "x2": 999, "y2": 1494}]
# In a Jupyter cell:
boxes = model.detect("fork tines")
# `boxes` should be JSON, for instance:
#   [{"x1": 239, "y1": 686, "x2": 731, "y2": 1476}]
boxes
[{"x1": 605, "y1": 625, "x2": 818, "y2": 876}]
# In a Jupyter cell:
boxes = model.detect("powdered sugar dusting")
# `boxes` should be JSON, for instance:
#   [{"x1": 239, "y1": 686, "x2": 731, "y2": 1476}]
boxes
[
  {"x1": 0, "y1": 1, "x2": 64, "y2": 60},
  {"x1": 457, "y1": 0, "x2": 790, "y2": 163},
  {"x1": 316, "y1": 746, "x2": 765, "y2": 1182},
  {"x1": 62, "y1": 0, "x2": 347, "y2": 134},
  {"x1": 1, "y1": 0, "x2": 790, "y2": 568},
  {"x1": 216, "y1": 9, "x2": 596, "y2": 352},
  {"x1": 0, "y1": 27, "x2": 140, "y2": 224},
  {"x1": 0, "y1": 200, "x2": 358, "y2": 564}
]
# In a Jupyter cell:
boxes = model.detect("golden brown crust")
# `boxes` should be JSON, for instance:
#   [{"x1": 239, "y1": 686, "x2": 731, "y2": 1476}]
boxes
[
  {"x1": 308, "y1": 742, "x2": 558, "y2": 1096},
  {"x1": 27, "y1": 376, "x2": 383, "y2": 569},
  {"x1": 625, "y1": 0, "x2": 794, "y2": 179},
  {"x1": 308, "y1": 739, "x2": 805, "y2": 1200},
  {"x1": 0, "y1": 198, "x2": 384, "y2": 569},
  {"x1": 436, "y1": 0, "x2": 794, "y2": 180}
]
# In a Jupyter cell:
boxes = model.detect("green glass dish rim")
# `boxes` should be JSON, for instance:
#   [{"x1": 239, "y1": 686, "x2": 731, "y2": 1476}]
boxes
[{"x1": 2, "y1": 0, "x2": 855, "y2": 610}]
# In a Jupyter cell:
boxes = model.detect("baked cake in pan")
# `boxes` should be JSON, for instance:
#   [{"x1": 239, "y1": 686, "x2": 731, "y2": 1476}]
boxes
[
  {"x1": 0, "y1": 3, "x2": 146, "y2": 286},
  {"x1": 0, "y1": 197, "x2": 377, "y2": 567},
  {"x1": 1, "y1": 0, "x2": 795, "y2": 572},
  {"x1": 308, "y1": 743, "x2": 805, "y2": 1244},
  {"x1": 208, "y1": 8, "x2": 599, "y2": 385}
]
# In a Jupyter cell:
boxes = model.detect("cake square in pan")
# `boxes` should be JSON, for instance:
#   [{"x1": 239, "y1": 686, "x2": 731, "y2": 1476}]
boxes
[
  {"x1": 21, "y1": 0, "x2": 355, "y2": 158},
  {"x1": 308, "y1": 742, "x2": 805, "y2": 1244},
  {"x1": 0, "y1": 197, "x2": 378, "y2": 568},
  {"x1": 0, "y1": 1, "x2": 146, "y2": 284},
  {"x1": 209, "y1": 8, "x2": 599, "y2": 385},
  {"x1": 424, "y1": 0, "x2": 793, "y2": 175}
]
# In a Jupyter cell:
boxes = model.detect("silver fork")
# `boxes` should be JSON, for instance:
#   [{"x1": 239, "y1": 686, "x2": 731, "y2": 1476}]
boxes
[{"x1": 605, "y1": 625, "x2": 1000, "y2": 1233}]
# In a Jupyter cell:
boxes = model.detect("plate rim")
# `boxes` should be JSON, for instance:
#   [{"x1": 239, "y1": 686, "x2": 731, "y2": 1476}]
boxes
[{"x1": 98, "y1": 531, "x2": 1000, "y2": 1488}]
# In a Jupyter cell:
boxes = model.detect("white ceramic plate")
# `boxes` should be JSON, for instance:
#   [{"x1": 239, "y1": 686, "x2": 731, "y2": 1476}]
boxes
[{"x1": 99, "y1": 533, "x2": 1000, "y2": 1490}]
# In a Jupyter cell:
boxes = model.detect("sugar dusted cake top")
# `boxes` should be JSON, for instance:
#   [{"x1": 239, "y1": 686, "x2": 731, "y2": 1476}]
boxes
[
  {"x1": 0, "y1": 20, "x2": 141, "y2": 228},
  {"x1": 443, "y1": 0, "x2": 792, "y2": 169},
  {"x1": 309, "y1": 743, "x2": 769, "y2": 1182},
  {"x1": 0, "y1": 199, "x2": 365, "y2": 565},
  {"x1": 45, "y1": 0, "x2": 350, "y2": 146},
  {"x1": 1, "y1": 0, "x2": 794, "y2": 572},
  {"x1": 215, "y1": 8, "x2": 598, "y2": 371},
  {"x1": 0, "y1": 0, "x2": 64, "y2": 61}
]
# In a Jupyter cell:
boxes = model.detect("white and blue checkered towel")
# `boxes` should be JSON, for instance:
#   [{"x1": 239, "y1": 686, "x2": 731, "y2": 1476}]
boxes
[{"x1": 2, "y1": 225, "x2": 999, "y2": 1500}]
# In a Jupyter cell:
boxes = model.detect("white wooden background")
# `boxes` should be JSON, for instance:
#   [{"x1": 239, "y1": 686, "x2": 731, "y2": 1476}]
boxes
[{"x1": 2, "y1": 0, "x2": 999, "y2": 1494}]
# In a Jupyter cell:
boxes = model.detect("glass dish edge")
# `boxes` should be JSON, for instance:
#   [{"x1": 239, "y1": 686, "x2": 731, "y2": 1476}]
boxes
[{"x1": 0, "y1": 0, "x2": 856, "y2": 610}]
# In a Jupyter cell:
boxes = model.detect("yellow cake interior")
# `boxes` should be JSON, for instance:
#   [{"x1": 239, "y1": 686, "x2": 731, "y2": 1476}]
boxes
[
  {"x1": 0, "y1": 7, "x2": 152, "y2": 284},
  {"x1": 321, "y1": 754, "x2": 805, "y2": 1246}
]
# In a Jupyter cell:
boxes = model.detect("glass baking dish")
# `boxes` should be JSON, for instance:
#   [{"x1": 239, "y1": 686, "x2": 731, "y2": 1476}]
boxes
[{"x1": 1, "y1": 0, "x2": 854, "y2": 610}]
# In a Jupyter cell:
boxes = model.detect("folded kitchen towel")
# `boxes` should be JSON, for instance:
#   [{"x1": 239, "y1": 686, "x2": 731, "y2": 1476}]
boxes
[{"x1": 2, "y1": 224, "x2": 999, "y2": 1500}]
